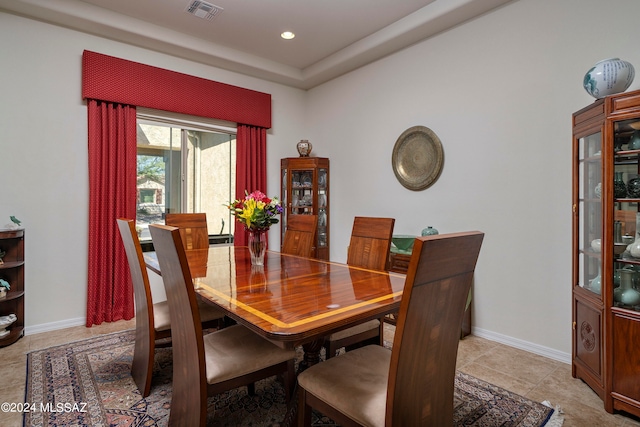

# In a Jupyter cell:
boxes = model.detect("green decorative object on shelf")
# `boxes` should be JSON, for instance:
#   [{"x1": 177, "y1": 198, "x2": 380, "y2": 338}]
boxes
[
  {"x1": 629, "y1": 130, "x2": 640, "y2": 150},
  {"x1": 421, "y1": 226, "x2": 439, "y2": 236},
  {"x1": 615, "y1": 269, "x2": 640, "y2": 306},
  {"x1": 615, "y1": 172, "x2": 627, "y2": 198},
  {"x1": 391, "y1": 235, "x2": 416, "y2": 252}
]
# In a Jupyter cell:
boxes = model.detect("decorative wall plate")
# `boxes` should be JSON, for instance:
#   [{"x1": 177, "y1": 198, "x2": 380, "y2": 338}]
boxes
[{"x1": 392, "y1": 126, "x2": 444, "y2": 191}]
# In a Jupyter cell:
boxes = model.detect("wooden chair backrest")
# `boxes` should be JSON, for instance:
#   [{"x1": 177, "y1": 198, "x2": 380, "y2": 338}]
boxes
[
  {"x1": 149, "y1": 224, "x2": 208, "y2": 426},
  {"x1": 386, "y1": 231, "x2": 484, "y2": 426},
  {"x1": 165, "y1": 213, "x2": 209, "y2": 250},
  {"x1": 282, "y1": 215, "x2": 318, "y2": 257},
  {"x1": 346, "y1": 217, "x2": 395, "y2": 271},
  {"x1": 116, "y1": 218, "x2": 155, "y2": 394}
]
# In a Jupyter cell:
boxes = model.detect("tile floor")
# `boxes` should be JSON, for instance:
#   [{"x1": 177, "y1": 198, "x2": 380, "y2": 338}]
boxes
[{"x1": 0, "y1": 319, "x2": 638, "y2": 426}]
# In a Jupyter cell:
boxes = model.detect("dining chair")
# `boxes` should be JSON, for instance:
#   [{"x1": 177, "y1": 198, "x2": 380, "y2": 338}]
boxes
[
  {"x1": 116, "y1": 218, "x2": 225, "y2": 397},
  {"x1": 298, "y1": 231, "x2": 485, "y2": 426},
  {"x1": 281, "y1": 214, "x2": 318, "y2": 258},
  {"x1": 165, "y1": 212, "x2": 209, "y2": 250},
  {"x1": 148, "y1": 224, "x2": 296, "y2": 427},
  {"x1": 324, "y1": 216, "x2": 395, "y2": 358}
]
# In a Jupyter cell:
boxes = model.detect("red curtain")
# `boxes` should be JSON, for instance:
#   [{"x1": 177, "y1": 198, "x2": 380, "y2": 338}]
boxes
[
  {"x1": 86, "y1": 100, "x2": 137, "y2": 326},
  {"x1": 83, "y1": 51, "x2": 272, "y2": 325},
  {"x1": 234, "y1": 124, "x2": 267, "y2": 246}
]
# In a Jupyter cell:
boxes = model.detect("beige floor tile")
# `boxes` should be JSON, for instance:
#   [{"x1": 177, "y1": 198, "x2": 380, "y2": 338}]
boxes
[
  {"x1": 88, "y1": 319, "x2": 135, "y2": 336},
  {"x1": 28, "y1": 326, "x2": 94, "y2": 352},
  {"x1": 0, "y1": 410, "x2": 24, "y2": 427},
  {"x1": 2, "y1": 357, "x2": 27, "y2": 388},
  {"x1": 0, "y1": 335, "x2": 30, "y2": 359},
  {"x1": 458, "y1": 361, "x2": 539, "y2": 396},
  {"x1": 456, "y1": 334, "x2": 499, "y2": 369},
  {"x1": 470, "y1": 344, "x2": 563, "y2": 385}
]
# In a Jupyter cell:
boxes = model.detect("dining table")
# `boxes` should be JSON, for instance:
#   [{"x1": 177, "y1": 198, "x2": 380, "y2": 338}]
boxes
[{"x1": 144, "y1": 245, "x2": 406, "y2": 369}]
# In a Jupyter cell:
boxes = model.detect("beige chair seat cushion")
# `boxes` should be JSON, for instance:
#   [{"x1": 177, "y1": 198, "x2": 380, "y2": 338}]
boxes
[
  {"x1": 297, "y1": 344, "x2": 390, "y2": 427},
  {"x1": 328, "y1": 319, "x2": 380, "y2": 341},
  {"x1": 153, "y1": 299, "x2": 225, "y2": 333},
  {"x1": 204, "y1": 325, "x2": 296, "y2": 384},
  {"x1": 152, "y1": 300, "x2": 171, "y2": 332}
]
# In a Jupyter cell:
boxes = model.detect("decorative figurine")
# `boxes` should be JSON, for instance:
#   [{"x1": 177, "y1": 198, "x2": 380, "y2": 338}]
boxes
[
  {"x1": 0, "y1": 279, "x2": 9, "y2": 298},
  {"x1": 4, "y1": 216, "x2": 22, "y2": 230}
]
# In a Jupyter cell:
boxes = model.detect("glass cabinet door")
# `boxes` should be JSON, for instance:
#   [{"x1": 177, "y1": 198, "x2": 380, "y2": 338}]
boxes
[
  {"x1": 612, "y1": 119, "x2": 640, "y2": 311},
  {"x1": 317, "y1": 168, "x2": 328, "y2": 250},
  {"x1": 578, "y1": 131, "x2": 602, "y2": 296}
]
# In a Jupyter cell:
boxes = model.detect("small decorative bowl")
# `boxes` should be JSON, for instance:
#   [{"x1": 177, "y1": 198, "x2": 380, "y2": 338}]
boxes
[{"x1": 391, "y1": 235, "x2": 416, "y2": 252}]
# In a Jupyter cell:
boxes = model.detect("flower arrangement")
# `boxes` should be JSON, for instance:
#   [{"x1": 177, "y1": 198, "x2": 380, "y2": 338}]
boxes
[{"x1": 228, "y1": 190, "x2": 283, "y2": 231}]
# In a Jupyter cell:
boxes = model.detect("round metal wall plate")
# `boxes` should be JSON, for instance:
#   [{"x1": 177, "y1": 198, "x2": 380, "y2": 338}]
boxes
[{"x1": 392, "y1": 126, "x2": 444, "y2": 191}]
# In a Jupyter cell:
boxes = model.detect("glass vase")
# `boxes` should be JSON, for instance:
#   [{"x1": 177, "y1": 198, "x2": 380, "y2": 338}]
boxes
[
  {"x1": 248, "y1": 229, "x2": 267, "y2": 266},
  {"x1": 615, "y1": 269, "x2": 640, "y2": 306},
  {"x1": 629, "y1": 213, "x2": 640, "y2": 258},
  {"x1": 614, "y1": 171, "x2": 627, "y2": 199},
  {"x1": 589, "y1": 265, "x2": 602, "y2": 295}
]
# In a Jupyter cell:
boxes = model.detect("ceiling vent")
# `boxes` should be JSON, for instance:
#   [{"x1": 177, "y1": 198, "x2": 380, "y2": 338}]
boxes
[{"x1": 185, "y1": 1, "x2": 224, "y2": 21}]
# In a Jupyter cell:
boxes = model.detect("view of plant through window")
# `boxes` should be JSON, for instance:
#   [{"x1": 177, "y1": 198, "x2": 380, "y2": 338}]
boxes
[{"x1": 136, "y1": 116, "x2": 236, "y2": 244}]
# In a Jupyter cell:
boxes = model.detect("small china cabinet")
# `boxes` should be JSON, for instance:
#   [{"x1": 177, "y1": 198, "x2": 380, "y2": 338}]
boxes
[
  {"x1": 281, "y1": 157, "x2": 329, "y2": 260},
  {"x1": 0, "y1": 229, "x2": 25, "y2": 346},
  {"x1": 572, "y1": 88, "x2": 640, "y2": 416}
]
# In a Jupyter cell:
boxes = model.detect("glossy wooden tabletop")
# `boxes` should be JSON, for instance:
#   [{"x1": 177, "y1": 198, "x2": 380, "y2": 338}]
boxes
[{"x1": 145, "y1": 246, "x2": 405, "y2": 347}]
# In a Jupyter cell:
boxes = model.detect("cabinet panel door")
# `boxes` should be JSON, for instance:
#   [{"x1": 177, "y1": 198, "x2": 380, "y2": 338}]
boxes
[
  {"x1": 575, "y1": 299, "x2": 602, "y2": 378},
  {"x1": 613, "y1": 314, "x2": 640, "y2": 400}
]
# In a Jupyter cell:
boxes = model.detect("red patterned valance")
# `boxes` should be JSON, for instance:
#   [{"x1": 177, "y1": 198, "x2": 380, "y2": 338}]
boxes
[{"x1": 82, "y1": 50, "x2": 271, "y2": 128}]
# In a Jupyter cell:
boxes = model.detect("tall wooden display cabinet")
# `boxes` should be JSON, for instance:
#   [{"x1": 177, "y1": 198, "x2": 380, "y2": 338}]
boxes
[
  {"x1": 281, "y1": 157, "x2": 329, "y2": 260},
  {"x1": 572, "y1": 88, "x2": 640, "y2": 416}
]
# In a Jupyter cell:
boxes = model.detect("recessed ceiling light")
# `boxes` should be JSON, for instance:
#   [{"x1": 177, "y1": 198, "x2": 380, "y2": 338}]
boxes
[{"x1": 281, "y1": 31, "x2": 295, "y2": 40}]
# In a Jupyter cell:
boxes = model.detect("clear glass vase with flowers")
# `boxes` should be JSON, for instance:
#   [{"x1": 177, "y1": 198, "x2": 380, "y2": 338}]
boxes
[{"x1": 227, "y1": 191, "x2": 283, "y2": 265}]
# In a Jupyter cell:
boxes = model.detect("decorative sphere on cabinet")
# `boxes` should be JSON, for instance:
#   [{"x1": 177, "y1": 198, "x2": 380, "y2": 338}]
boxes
[
  {"x1": 296, "y1": 140, "x2": 312, "y2": 157},
  {"x1": 583, "y1": 58, "x2": 635, "y2": 99},
  {"x1": 591, "y1": 239, "x2": 601, "y2": 253}
]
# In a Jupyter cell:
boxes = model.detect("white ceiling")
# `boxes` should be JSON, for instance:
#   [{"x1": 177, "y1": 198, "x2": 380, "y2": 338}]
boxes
[{"x1": 0, "y1": 0, "x2": 513, "y2": 89}]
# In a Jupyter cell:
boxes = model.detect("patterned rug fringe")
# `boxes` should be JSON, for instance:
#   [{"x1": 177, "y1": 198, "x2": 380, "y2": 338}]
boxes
[{"x1": 541, "y1": 400, "x2": 565, "y2": 427}]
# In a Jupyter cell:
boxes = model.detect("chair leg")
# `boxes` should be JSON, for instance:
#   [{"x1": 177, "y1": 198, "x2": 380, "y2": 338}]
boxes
[
  {"x1": 297, "y1": 387, "x2": 313, "y2": 427},
  {"x1": 247, "y1": 382, "x2": 256, "y2": 395},
  {"x1": 325, "y1": 341, "x2": 336, "y2": 359},
  {"x1": 285, "y1": 359, "x2": 296, "y2": 401}
]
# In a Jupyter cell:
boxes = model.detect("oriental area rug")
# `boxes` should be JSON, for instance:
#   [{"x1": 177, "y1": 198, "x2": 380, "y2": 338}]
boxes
[{"x1": 24, "y1": 330, "x2": 563, "y2": 427}]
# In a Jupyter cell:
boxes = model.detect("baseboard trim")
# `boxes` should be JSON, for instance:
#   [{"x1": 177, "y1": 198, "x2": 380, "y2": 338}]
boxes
[
  {"x1": 25, "y1": 317, "x2": 86, "y2": 336},
  {"x1": 472, "y1": 326, "x2": 571, "y2": 365}
]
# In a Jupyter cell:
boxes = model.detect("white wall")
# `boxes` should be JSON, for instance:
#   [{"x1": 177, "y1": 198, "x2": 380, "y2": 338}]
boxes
[
  {"x1": 2, "y1": 0, "x2": 640, "y2": 361},
  {"x1": 0, "y1": 12, "x2": 306, "y2": 331},
  {"x1": 305, "y1": 0, "x2": 640, "y2": 359}
]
